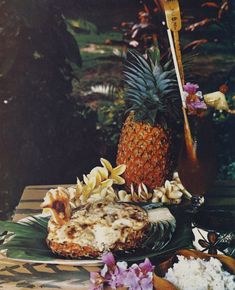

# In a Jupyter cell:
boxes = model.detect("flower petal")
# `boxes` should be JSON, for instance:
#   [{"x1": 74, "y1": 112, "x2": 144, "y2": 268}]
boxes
[
  {"x1": 112, "y1": 175, "x2": 125, "y2": 185},
  {"x1": 87, "y1": 176, "x2": 97, "y2": 190},
  {"x1": 97, "y1": 167, "x2": 109, "y2": 179},
  {"x1": 140, "y1": 275, "x2": 153, "y2": 290},
  {"x1": 123, "y1": 269, "x2": 140, "y2": 289},
  {"x1": 118, "y1": 190, "x2": 128, "y2": 201},
  {"x1": 90, "y1": 167, "x2": 101, "y2": 175},
  {"x1": 111, "y1": 164, "x2": 126, "y2": 176},
  {"x1": 139, "y1": 258, "x2": 154, "y2": 274},
  {"x1": 101, "y1": 179, "x2": 113, "y2": 188},
  {"x1": 90, "y1": 167, "x2": 108, "y2": 181},
  {"x1": 116, "y1": 261, "x2": 128, "y2": 271},
  {"x1": 100, "y1": 187, "x2": 108, "y2": 198},
  {"x1": 82, "y1": 186, "x2": 92, "y2": 199},
  {"x1": 76, "y1": 178, "x2": 83, "y2": 196},
  {"x1": 102, "y1": 252, "x2": 116, "y2": 268},
  {"x1": 83, "y1": 174, "x2": 89, "y2": 185},
  {"x1": 100, "y1": 158, "x2": 113, "y2": 172},
  {"x1": 184, "y1": 82, "x2": 199, "y2": 95},
  {"x1": 100, "y1": 264, "x2": 109, "y2": 278},
  {"x1": 91, "y1": 171, "x2": 103, "y2": 186}
]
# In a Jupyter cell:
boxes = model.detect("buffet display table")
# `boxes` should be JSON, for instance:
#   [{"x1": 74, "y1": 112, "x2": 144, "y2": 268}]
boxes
[{"x1": 0, "y1": 182, "x2": 234, "y2": 290}]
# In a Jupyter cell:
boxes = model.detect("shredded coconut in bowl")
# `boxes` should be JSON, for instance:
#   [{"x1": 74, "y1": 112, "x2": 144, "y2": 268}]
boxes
[{"x1": 164, "y1": 255, "x2": 235, "y2": 290}]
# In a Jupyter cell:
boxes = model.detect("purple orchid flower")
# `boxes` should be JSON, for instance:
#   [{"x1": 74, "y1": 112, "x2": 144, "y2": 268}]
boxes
[
  {"x1": 108, "y1": 261, "x2": 128, "y2": 288},
  {"x1": 115, "y1": 261, "x2": 128, "y2": 284},
  {"x1": 140, "y1": 274, "x2": 154, "y2": 290},
  {"x1": 139, "y1": 258, "x2": 154, "y2": 274},
  {"x1": 90, "y1": 253, "x2": 154, "y2": 290},
  {"x1": 187, "y1": 99, "x2": 207, "y2": 114},
  {"x1": 183, "y1": 82, "x2": 208, "y2": 115},
  {"x1": 183, "y1": 82, "x2": 199, "y2": 95},
  {"x1": 123, "y1": 259, "x2": 154, "y2": 290},
  {"x1": 123, "y1": 269, "x2": 141, "y2": 289}
]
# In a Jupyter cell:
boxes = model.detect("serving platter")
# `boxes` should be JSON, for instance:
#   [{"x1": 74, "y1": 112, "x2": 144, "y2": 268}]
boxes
[{"x1": 0, "y1": 204, "x2": 193, "y2": 266}]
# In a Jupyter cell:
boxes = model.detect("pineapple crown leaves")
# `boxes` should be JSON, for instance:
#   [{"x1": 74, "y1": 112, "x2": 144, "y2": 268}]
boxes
[{"x1": 124, "y1": 49, "x2": 181, "y2": 126}]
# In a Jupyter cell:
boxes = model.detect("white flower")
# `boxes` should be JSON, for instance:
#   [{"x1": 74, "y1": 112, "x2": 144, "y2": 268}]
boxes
[
  {"x1": 100, "y1": 158, "x2": 126, "y2": 185},
  {"x1": 40, "y1": 187, "x2": 71, "y2": 225}
]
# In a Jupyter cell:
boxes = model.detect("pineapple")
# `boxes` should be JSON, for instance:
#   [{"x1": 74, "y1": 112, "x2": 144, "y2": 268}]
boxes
[{"x1": 116, "y1": 49, "x2": 181, "y2": 190}]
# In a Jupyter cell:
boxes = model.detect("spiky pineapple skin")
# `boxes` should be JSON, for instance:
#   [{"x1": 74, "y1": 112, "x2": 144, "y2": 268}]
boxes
[{"x1": 116, "y1": 113, "x2": 174, "y2": 190}]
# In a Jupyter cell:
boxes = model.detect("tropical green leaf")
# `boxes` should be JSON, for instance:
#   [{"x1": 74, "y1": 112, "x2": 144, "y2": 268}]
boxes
[
  {"x1": 126, "y1": 99, "x2": 143, "y2": 106},
  {"x1": 162, "y1": 89, "x2": 178, "y2": 96},
  {"x1": 126, "y1": 88, "x2": 144, "y2": 97},
  {"x1": 125, "y1": 66, "x2": 154, "y2": 83},
  {"x1": 6, "y1": 248, "x2": 55, "y2": 261},
  {"x1": 128, "y1": 50, "x2": 153, "y2": 75},
  {"x1": 0, "y1": 204, "x2": 193, "y2": 263},
  {"x1": 0, "y1": 216, "x2": 55, "y2": 261},
  {"x1": 124, "y1": 73, "x2": 148, "y2": 88},
  {"x1": 152, "y1": 66, "x2": 163, "y2": 79},
  {"x1": 125, "y1": 80, "x2": 146, "y2": 93},
  {"x1": 0, "y1": 222, "x2": 45, "y2": 237},
  {"x1": 126, "y1": 60, "x2": 148, "y2": 74},
  {"x1": 157, "y1": 71, "x2": 175, "y2": 83}
]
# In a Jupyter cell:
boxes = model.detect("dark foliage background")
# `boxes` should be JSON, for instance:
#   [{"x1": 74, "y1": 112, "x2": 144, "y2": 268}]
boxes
[{"x1": 0, "y1": 0, "x2": 100, "y2": 214}]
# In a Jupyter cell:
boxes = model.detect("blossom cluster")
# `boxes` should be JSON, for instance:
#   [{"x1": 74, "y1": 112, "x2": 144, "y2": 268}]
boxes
[
  {"x1": 118, "y1": 172, "x2": 191, "y2": 204},
  {"x1": 41, "y1": 158, "x2": 127, "y2": 223},
  {"x1": 90, "y1": 253, "x2": 154, "y2": 290},
  {"x1": 68, "y1": 158, "x2": 126, "y2": 207},
  {"x1": 183, "y1": 82, "x2": 207, "y2": 116}
]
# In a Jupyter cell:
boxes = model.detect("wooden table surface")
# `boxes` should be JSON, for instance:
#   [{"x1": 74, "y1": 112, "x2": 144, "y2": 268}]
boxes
[{"x1": 0, "y1": 185, "x2": 99, "y2": 290}]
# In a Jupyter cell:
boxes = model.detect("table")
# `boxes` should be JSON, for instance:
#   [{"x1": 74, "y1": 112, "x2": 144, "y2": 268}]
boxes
[{"x1": 0, "y1": 182, "x2": 234, "y2": 289}]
